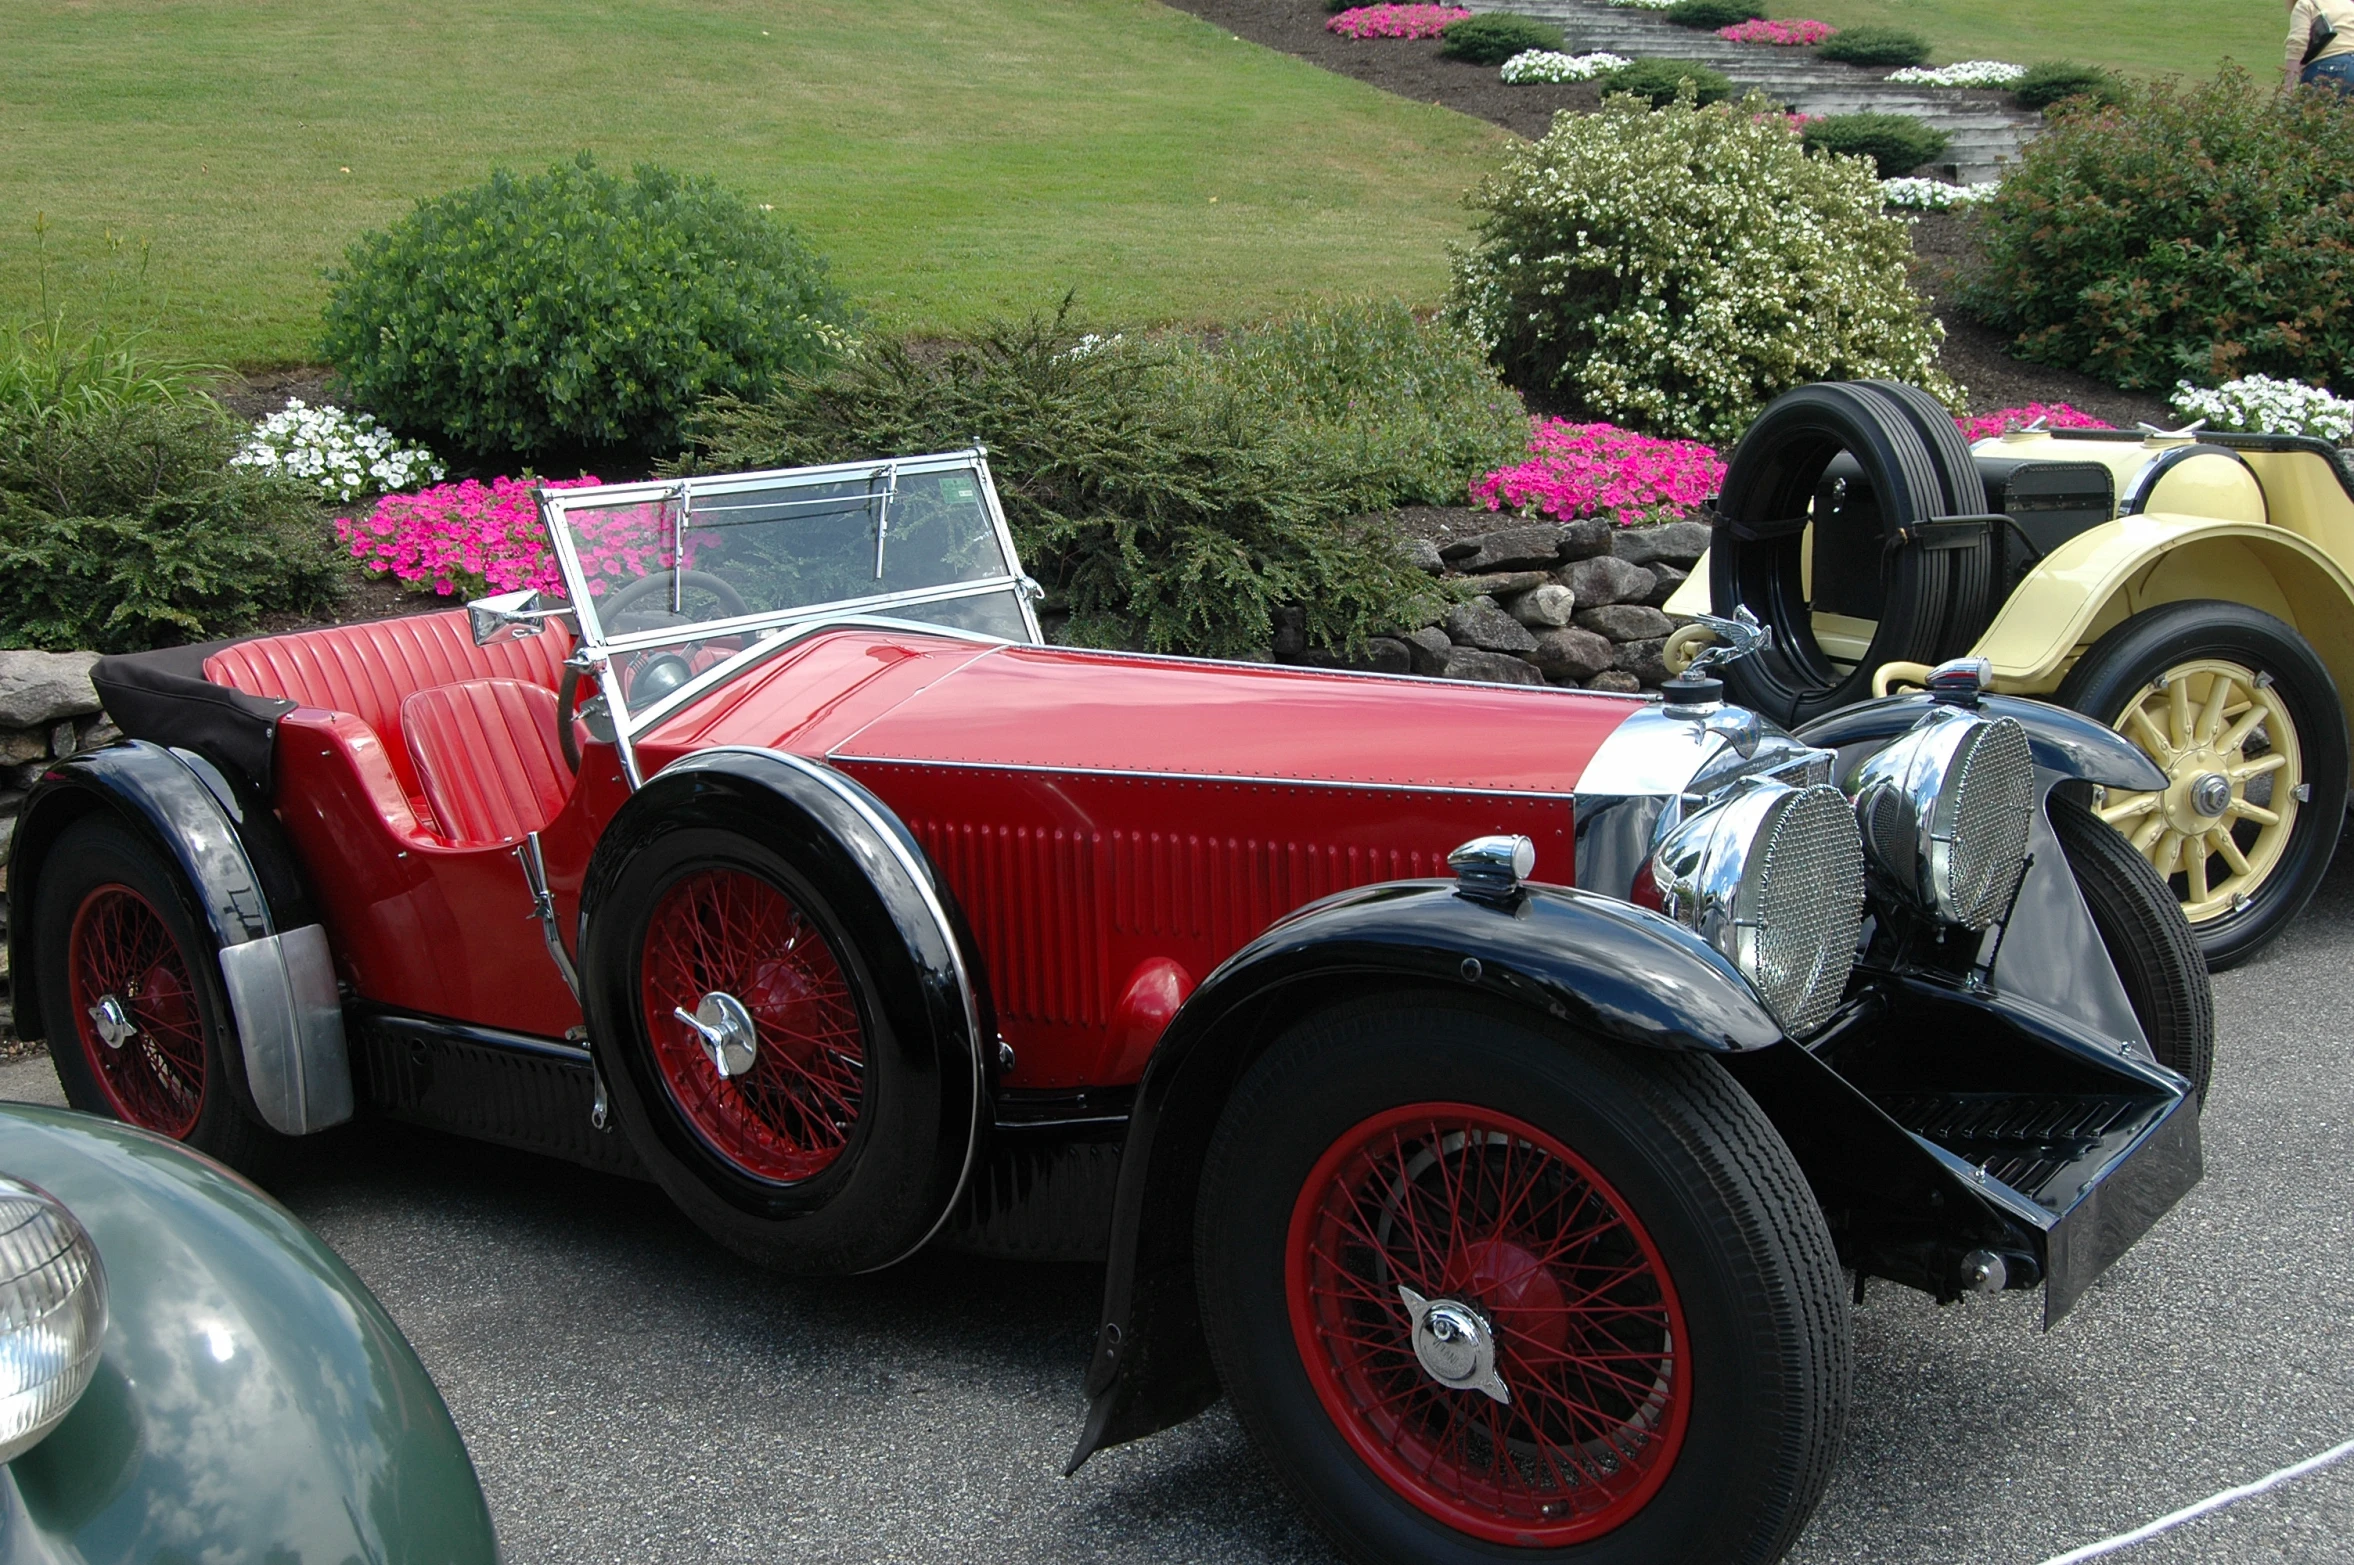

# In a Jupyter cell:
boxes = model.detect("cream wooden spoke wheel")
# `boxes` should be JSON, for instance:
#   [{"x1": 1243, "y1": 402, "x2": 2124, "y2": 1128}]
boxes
[
  {"x1": 2058, "y1": 601, "x2": 2347, "y2": 970},
  {"x1": 2095, "y1": 658, "x2": 2301, "y2": 923}
]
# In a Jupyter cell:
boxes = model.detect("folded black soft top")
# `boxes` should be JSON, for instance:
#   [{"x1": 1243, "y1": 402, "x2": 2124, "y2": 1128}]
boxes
[{"x1": 91, "y1": 637, "x2": 293, "y2": 797}]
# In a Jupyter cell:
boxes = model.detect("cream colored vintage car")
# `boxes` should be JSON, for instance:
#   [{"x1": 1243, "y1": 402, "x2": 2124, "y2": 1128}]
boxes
[{"x1": 1665, "y1": 380, "x2": 2354, "y2": 967}]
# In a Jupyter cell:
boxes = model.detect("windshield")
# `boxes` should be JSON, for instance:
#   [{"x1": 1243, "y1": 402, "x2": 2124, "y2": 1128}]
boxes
[{"x1": 541, "y1": 451, "x2": 1039, "y2": 654}]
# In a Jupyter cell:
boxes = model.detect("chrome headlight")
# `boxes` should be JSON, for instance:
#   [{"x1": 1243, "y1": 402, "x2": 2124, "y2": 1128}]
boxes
[
  {"x1": 1848, "y1": 707, "x2": 2035, "y2": 929},
  {"x1": 1653, "y1": 779, "x2": 1866, "y2": 1035},
  {"x1": 0, "y1": 1177, "x2": 107, "y2": 1463}
]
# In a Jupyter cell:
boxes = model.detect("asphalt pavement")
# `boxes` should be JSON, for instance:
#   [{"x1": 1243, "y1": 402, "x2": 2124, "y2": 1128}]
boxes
[{"x1": 8, "y1": 836, "x2": 2352, "y2": 1564}]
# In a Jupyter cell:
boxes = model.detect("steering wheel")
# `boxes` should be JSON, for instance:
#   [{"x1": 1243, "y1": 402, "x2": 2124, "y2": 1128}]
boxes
[
  {"x1": 556, "y1": 571, "x2": 753, "y2": 774},
  {"x1": 598, "y1": 569, "x2": 749, "y2": 626}
]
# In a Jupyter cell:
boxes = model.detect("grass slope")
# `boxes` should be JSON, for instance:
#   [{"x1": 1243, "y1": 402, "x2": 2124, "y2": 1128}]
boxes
[
  {"x1": 1796, "y1": 0, "x2": 2283, "y2": 82},
  {"x1": 0, "y1": 0, "x2": 1508, "y2": 368}
]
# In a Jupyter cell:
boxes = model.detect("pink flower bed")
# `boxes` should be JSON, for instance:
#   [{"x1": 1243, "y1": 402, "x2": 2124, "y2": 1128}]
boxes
[
  {"x1": 1325, "y1": 4, "x2": 1472, "y2": 40},
  {"x1": 1472, "y1": 419, "x2": 1726, "y2": 526},
  {"x1": 338, "y1": 476, "x2": 606, "y2": 598},
  {"x1": 1718, "y1": 18, "x2": 1836, "y2": 45},
  {"x1": 1755, "y1": 111, "x2": 1821, "y2": 132},
  {"x1": 1955, "y1": 403, "x2": 2113, "y2": 442}
]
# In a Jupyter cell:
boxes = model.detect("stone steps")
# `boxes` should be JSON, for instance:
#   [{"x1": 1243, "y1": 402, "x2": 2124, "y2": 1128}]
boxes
[{"x1": 1468, "y1": 0, "x2": 2040, "y2": 182}]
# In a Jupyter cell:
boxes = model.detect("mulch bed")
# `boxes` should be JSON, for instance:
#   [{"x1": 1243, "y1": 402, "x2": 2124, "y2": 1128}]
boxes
[{"x1": 1161, "y1": 0, "x2": 2172, "y2": 425}]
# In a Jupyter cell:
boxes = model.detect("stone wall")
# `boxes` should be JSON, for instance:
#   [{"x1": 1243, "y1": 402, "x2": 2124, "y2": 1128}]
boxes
[
  {"x1": 1277, "y1": 518, "x2": 1708, "y2": 689},
  {"x1": 0, "y1": 652, "x2": 117, "y2": 867}
]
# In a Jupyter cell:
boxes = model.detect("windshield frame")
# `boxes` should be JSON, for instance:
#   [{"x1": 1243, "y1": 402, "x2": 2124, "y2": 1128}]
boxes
[{"x1": 536, "y1": 448, "x2": 1042, "y2": 786}]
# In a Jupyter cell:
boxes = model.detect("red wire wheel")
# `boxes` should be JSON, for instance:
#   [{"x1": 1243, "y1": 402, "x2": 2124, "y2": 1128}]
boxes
[
  {"x1": 1285, "y1": 1102, "x2": 1691, "y2": 1547},
  {"x1": 638, "y1": 867, "x2": 866, "y2": 1184},
  {"x1": 66, "y1": 884, "x2": 207, "y2": 1139}
]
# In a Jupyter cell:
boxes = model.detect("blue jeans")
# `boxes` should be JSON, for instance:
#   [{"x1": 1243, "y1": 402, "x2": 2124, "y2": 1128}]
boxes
[{"x1": 2305, "y1": 54, "x2": 2354, "y2": 92}]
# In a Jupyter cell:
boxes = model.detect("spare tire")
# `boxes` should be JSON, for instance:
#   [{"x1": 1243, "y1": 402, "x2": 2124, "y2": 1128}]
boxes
[{"x1": 1710, "y1": 382, "x2": 1990, "y2": 726}]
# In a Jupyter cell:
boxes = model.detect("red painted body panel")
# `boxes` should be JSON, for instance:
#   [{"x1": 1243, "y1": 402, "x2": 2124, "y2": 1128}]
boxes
[{"x1": 227, "y1": 618, "x2": 1640, "y2": 1085}]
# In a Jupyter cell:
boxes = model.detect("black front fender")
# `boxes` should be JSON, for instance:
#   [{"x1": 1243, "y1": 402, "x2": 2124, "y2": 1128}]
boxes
[
  {"x1": 1066, "y1": 879, "x2": 1785, "y2": 1472},
  {"x1": 1795, "y1": 692, "x2": 2168, "y2": 792}
]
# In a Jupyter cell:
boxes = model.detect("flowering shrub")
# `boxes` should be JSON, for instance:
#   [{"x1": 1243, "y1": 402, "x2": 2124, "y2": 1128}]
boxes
[
  {"x1": 1473, "y1": 419, "x2": 1726, "y2": 524},
  {"x1": 1719, "y1": 19, "x2": 1836, "y2": 45},
  {"x1": 1450, "y1": 92, "x2": 1953, "y2": 444},
  {"x1": 1964, "y1": 67, "x2": 2354, "y2": 390},
  {"x1": 1326, "y1": 5, "x2": 1470, "y2": 39},
  {"x1": 2171, "y1": 377, "x2": 2354, "y2": 442},
  {"x1": 1954, "y1": 403, "x2": 2112, "y2": 442},
  {"x1": 231, "y1": 398, "x2": 444, "y2": 504},
  {"x1": 1500, "y1": 49, "x2": 1629, "y2": 83},
  {"x1": 1886, "y1": 61, "x2": 2027, "y2": 88},
  {"x1": 337, "y1": 476, "x2": 604, "y2": 598},
  {"x1": 1881, "y1": 176, "x2": 2000, "y2": 209}
]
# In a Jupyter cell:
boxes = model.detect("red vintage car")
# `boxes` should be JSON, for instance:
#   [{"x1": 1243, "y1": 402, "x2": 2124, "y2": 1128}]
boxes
[{"x1": 12, "y1": 450, "x2": 2208, "y2": 1565}]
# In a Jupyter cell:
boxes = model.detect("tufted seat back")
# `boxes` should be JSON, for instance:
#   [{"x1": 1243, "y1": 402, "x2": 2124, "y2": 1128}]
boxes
[
  {"x1": 203, "y1": 610, "x2": 570, "y2": 801},
  {"x1": 399, "y1": 679, "x2": 573, "y2": 847}
]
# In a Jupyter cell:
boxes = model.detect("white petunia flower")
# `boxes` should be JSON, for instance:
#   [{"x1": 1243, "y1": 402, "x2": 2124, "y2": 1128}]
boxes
[
  {"x1": 2170, "y1": 376, "x2": 2354, "y2": 442},
  {"x1": 234, "y1": 397, "x2": 446, "y2": 503}
]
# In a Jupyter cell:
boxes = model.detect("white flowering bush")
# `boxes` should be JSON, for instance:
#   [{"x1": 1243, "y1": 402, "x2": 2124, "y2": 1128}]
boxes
[
  {"x1": 1499, "y1": 49, "x2": 1630, "y2": 83},
  {"x1": 2170, "y1": 376, "x2": 2354, "y2": 443},
  {"x1": 1881, "y1": 176, "x2": 2001, "y2": 209},
  {"x1": 1448, "y1": 91, "x2": 1956, "y2": 444},
  {"x1": 1885, "y1": 61, "x2": 2027, "y2": 88},
  {"x1": 233, "y1": 398, "x2": 445, "y2": 503}
]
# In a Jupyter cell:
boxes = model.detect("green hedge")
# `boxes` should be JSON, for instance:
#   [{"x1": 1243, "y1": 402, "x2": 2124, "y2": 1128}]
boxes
[
  {"x1": 1964, "y1": 66, "x2": 2354, "y2": 391},
  {"x1": 672, "y1": 303, "x2": 1524, "y2": 659},
  {"x1": 1663, "y1": 0, "x2": 1766, "y2": 27},
  {"x1": 1438, "y1": 14, "x2": 1564, "y2": 63},
  {"x1": 1601, "y1": 59, "x2": 1736, "y2": 107},
  {"x1": 1817, "y1": 26, "x2": 1930, "y2": 66},
  {"x1": 1804, "y1": 113, "x2": 1952, "y2": 177},
  {"x1": 2015, "y1": 60, "x2": 2124, "y2": 110},
  {"x1": 321, "y1": 155, "x2": 853, "y2": 459}
]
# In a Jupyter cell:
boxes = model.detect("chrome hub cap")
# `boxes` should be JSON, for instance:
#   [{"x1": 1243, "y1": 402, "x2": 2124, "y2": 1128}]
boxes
[
  {"x1": 1397, "y1": 1284, "x2": 1511, "y2": 1404},
  {"x1": 2189, "y1": 772, "x2": 2232, "y2": 819},
  {"x1": 673, "y1": 990, "x2": 759, "y2": 1079},
  {"x1": 86, "y1": 994, "x2": 136, "y2": 1051}
]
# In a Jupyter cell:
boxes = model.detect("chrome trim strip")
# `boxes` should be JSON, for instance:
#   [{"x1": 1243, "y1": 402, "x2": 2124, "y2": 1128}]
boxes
[
  {"x1": 685, "y1": 747, "x2": 990, "y2": 1272},
  {"x1": 824, "y1": 750, "x2": 1582, "y2": 803}
]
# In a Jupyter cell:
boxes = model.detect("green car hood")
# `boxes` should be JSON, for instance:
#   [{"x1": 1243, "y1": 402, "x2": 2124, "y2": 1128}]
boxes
[{"x1": 0, "y1": 1105, "x2": 497, "y2": 1564}]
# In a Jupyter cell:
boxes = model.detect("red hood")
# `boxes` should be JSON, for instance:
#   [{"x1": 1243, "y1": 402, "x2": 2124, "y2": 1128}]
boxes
[{"x1": 638, "y1": 628, "x2": 1639, "y2": 794}]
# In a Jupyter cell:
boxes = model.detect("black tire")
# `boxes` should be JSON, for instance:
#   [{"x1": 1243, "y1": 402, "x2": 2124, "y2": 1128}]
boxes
[
  {"x1": 2055, "y1": 600, "x2": 2347, "y2": 969},
  {"x1": 1712, "y1": 382, "x2": 1968, "y2": 726},
  {"x1": 2049, "y1": 794, "x2": 2216, "y2": 1100},
  {"x1": 1195, "y1": 995, "x2": 1849, "y2": 1565},
  {"x1": 1859, "y1": 379, "x2": 1997, "y2": 647},
  {"x1": 581, "y1": 825, "x2": 960, "y2": 1275},
  {"x1": 33, "y1": 814, "x2": 273, "y2": 1170}
]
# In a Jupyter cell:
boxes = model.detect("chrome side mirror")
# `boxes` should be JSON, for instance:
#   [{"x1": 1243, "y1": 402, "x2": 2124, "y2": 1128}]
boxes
[{"x1": 467, "y1": 589, "x2": 565, "y2": 646}]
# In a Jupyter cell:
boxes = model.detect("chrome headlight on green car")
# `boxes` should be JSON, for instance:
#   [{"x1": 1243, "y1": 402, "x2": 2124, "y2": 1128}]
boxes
[{"x1": 0, "y1": 1176, "x2": 106, "y2": 1464}]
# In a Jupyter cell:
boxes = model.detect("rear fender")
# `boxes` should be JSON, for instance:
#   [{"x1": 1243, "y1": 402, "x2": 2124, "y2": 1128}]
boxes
[
  {"x1": 1067, "y1": 879, "x2": 1784, "y2": 1471},
  {"x1": 9, "y1": 742, "x2": 350, "y2": 1135}
]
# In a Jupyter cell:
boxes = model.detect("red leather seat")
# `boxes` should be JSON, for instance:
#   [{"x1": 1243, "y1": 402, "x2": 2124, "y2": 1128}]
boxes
[{"x1": 399, "y1": 679, "x2": 573, "y2": 847}]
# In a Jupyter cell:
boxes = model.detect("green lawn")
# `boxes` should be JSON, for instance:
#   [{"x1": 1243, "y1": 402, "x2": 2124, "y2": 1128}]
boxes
[
  {"x1": 0, "y1": 0, "x2": 1509, "y2": 369},
  {"x1": 1796, "y1": 0, "x2": 2285, "y2": 81}
]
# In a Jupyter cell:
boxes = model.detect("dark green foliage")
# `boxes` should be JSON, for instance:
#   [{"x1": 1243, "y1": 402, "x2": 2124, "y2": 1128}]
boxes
[
  {"x1": 1438, "y1": 14, "x2": 1564, "y2": 63},
  {"x1": 1802, "y1": 113, "x2": 1952, "y2": 176},
  {"x1": 1816, "y1": 26, "x2": 1931, "y2": 66},
  {"x1": 672, "y1": 303, "x2": 1524, "y2": 658},
  {"x1": 1600, "y1": 59, "x2": 1736, "y2": 107},
  {"x1": 1962, "y1": 66, "x2": 2354, "y2": 390},
  {"x1": 1663, "y1": 0, "x2": 1766, "y2": 28},
  {"x1": 320, "y1": 154, "x2": 853, "y2": 459},
  {"x1": 2014, "y1": 60, "x2": 2124, "y2": 110},
  {"x1": 0, "y1": 402, "x2": 341, "y2": 651}
]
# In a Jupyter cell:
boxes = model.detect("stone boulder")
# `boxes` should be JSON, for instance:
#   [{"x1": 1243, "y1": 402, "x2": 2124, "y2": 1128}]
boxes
[
  {"x1": 1612, "y1": 520, "x2": 1711, "y2": 570},
  {"x1": 1402, "y1": 536, "x2": 1445, "y2": 575},
  {"x1": 1403, "y1": 626, "x2": 1452, "y2": 676},
  {"x1": 1614, "y1": 637, "x2": 1672, "y2": 687},
  {"x1": 0, "y1": 650, "x2": 102, "y2": 729},
  {"x1": 1574, "y1": 603, "x2": 1676, "y2": 642},
  {"x1": 1528, "y1": 626, "x2": 1616, "y2": 684},
  {"x1": 1558, "y1": 517, "x2": 1615, "y2": 562},
  {"x1": 1561, "y1": 555, "x2": 1657, "y2": 609},
  {"x1": 1507, "y1": 584, "x2": 1576, "y2": 629},
  {"x1": 1588, "y1": 670, "x2": 1643, "y2": 693},
  {"x1": 1443, "y1": 647, "x2": 1545, "y2": 685},
  {"x1": 1457, "y1": 569, "x2": 1552, "y2": 599},
  {"x1": 1441, "y1": 525, "x2": 1566, "y2": 573},
  {"x1": 1445, "y1": 599, "x2": 1539, "y2": 655},
  {"x1": 1645, "y1": 563, "x2": 1690, "y2": 609}
]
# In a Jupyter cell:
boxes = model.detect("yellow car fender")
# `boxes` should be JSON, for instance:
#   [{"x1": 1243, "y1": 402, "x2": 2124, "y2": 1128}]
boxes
[{"x1": 1973, "y1": 514, "x2": 2354, "y2": 735}]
